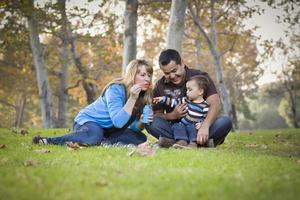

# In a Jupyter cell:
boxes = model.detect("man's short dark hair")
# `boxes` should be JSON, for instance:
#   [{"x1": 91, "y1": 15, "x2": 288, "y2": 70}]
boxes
[{"x1": 159, "y1": 49, "x2": 182, "y2": 67}]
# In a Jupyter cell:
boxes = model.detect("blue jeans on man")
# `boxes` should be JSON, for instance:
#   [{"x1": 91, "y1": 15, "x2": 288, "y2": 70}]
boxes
[{"x1": 146, "y1": 116, "x2": 232, "y2": 146}]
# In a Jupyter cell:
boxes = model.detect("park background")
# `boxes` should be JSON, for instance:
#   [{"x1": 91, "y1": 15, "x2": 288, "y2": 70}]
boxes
[
  {"x1": 0, "y1": 1, "x2": 299, "y2": 200},
  {"x1": 0, "y1": 0, "x2": 299, "y2": 130}
]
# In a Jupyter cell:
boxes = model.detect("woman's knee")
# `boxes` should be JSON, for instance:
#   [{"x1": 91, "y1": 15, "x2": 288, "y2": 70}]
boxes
[
  {"x1": 138, "y1": 132, "x2": 147, "y2": 143},
  {"x1": 84, "y1": 122, "x2": 104, "y2": 145},
  {"x1": 145, "y1": 116, "x2": 167, "y2": 138}
]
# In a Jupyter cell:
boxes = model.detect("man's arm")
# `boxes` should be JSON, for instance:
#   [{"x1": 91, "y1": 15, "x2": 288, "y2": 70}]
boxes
[{"x1": 197, "y1": 94, "x2": 221, "y2": 144}]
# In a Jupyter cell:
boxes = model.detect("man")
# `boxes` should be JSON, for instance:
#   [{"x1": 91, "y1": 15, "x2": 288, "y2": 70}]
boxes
[{"x1": 146, "y1": 49, "x2": 232, "y2": 147}]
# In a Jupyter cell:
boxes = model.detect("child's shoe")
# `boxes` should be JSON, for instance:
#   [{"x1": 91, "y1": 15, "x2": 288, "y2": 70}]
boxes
[
  {"x1": 206, "y1": 139, "x2": 215, "y2": 148},
  {"x1": 159, "y1": 136, "x2": 176, "y2": 148}
]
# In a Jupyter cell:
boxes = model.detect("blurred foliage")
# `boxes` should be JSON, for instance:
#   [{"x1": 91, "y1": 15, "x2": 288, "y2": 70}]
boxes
[{"x1": 0, "y1": 0, "x2": 298, "y2": 129}]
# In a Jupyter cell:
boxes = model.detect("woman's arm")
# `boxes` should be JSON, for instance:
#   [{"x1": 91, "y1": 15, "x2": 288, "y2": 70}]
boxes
[{"x1": 105, "y1": 84, "x2": 141, "y2": 128}]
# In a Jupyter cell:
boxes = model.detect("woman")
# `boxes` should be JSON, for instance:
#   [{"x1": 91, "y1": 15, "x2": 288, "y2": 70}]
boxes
[{"x1": 32, "y1": 59, "x2": 153, "y2": 146}]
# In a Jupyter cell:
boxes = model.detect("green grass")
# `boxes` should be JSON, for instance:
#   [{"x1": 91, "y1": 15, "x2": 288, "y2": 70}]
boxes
[{"x1": 0, "y1": 128, "x2": 299, "y2": 200}]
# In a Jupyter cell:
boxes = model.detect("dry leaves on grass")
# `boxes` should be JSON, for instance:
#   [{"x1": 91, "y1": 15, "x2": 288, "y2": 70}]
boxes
[
  {"x1": 34, "y1": 149, "x2": 51, "y2": 154},
  {"x1": 95, "y1": 179, "x2": 108, "y2": 187},
  {"x1": 0, "y1": 144, "x2": 6, "y2": 149},
  {"x1": 66, "y1": 142, "x2": 88, "y2": 150},
  {"x1": 10, "y1": 128, "x2": 29, "y2": 135},
  {"x1": 128, "y1": 142, "x2": 156, "y2": 157},
  {"x1": 23, "y1": 160, "x2": 38, "y2": 167}
]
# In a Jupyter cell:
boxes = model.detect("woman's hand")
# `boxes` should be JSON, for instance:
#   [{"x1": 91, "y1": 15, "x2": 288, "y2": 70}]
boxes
[
  {"x1": 140, "y1": 112, "x2": 153, "y2": 124},
  {"x1": 129, "y1": 84, "x2": 142, "y2": 99}
]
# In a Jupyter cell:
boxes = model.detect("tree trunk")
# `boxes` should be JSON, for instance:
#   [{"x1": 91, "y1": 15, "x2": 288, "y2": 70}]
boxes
[
  {"x1": 26, "y1": 1, "x2": 54, "y2": 128},
  {"x1": 167, "y1": 0, "x2": 186, "y2": 53},
  {"x1": 188, "y1": 0, "x2": 232, "y2": 117},
  {"x1": 286, "y1": 83, "x2": 299, "y2": 128},
  {"x1": 210, "y1": 0, "x2": 232, "y2": 117},
  {"x1": 70, "y1": 32, "x2": 97, "y2": 104},
  {"x1": 15, "y1": 93, "x2": 26, "y2": 128},
  {"x1": 57, "y1": 0, "x2": 69, "y2": 128},
  {"x1": 122, "y1": 0, "x2": 138, "y2": 74},
  {"x1": 195, "y1": 32, "x2": 202, "y2": 69},
  {"x1": 231, "y1": 103, "x2": 238, "y2": 131}
]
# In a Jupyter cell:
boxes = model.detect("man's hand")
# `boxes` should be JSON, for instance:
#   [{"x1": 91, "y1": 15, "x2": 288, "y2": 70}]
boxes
[
  {"x1": 170, "y1": 102, "x2": 188, "y2": 120},
  {"x1": 197, "y1": 124, "x2": 209, "y2": 145}
]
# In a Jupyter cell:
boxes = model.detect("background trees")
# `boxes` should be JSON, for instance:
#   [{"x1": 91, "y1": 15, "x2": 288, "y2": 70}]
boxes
[{"x1": 0, "y1": 0, "x2": 298, "y2": 130}]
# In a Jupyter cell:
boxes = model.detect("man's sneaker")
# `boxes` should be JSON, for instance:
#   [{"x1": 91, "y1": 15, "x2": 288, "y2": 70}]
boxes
[
  {"x1": 172, "y1": 140, "x2": 188, "y2": 149},
  {"x1": 187, "y1": 142, "x2": 198, "y2": 148},
  {"x1": 159, "y1": 136, "x2": 176, "y2": 148},
  {"x1": 206, "y1": 139, "x2": 215, "y2": 148},
  {"x1": 32, "y1": 135, "x2": 48, "y2": 145}
]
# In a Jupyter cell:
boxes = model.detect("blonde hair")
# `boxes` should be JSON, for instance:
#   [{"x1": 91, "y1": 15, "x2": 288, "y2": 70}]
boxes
[{"x1": 102, "y1": 59, "x2": 153, "y2": 105}]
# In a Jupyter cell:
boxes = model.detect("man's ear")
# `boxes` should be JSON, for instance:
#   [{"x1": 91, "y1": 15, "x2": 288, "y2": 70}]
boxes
[{"x1": 181, "y1": 58, "x2": 185, "y2": 67}]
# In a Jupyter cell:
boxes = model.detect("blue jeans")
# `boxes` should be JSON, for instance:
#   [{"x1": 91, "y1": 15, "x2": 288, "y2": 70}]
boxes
[
  {"x1": 146, "y1": 116, "x2": 232, "y2": 146},
  {"x1": 171, "y1": 122, "x2": 198, "y2": 143},
  {"x1": 47, "y1": 121, "x2": 147, "y2": 146}
]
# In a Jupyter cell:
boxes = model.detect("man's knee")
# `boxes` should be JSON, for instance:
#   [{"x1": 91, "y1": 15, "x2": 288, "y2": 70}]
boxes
[
  {"x1": 218, "y1": 116, "x2": 232, "y2": 133},
  {"x1": 145, "y1": 116, "x2": 169, "y2": 139},
  {"x1": 211, "y1": 116, "x2": 232, "y2": 146}
]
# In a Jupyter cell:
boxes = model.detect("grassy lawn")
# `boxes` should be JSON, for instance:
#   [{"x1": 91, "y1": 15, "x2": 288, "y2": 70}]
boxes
[{"x1": 0, "y1": 128, "x2": 299, "y2": 200}]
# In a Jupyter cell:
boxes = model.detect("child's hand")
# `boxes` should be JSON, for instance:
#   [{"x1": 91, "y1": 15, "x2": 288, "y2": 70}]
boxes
[
  {"x1": 195, "y1": 122, "x2": 202, "y2": 130},
  {"x1": 153, "y1": 96, "x2": 164, "y2": 104}
]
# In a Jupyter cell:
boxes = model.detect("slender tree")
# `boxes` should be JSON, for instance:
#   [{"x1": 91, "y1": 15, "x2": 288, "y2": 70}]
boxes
[
  {"x1": 122, "y1": 0, "x2": 138, "y2": 74},
  {"x1": 24, "y1": 0, "x2": 54, "y2": 127},
  {"x1": 188, "y1": 0, "x2": 232, "y2": 117},
  {"x1": 57, "y1": 0, "x2": 69, "y2": 127},
  {"x1": 166, "y1": 0, "x2": 186, "y2": 53}
]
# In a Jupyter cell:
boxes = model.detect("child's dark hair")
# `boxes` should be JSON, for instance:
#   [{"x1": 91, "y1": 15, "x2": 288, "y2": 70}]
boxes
[
  {"x1": 188, "y1": 75, "x2": 209, "y2": 98},
  {"x1": 158, "y1": 49, "x2": 182, "y2": 67}
]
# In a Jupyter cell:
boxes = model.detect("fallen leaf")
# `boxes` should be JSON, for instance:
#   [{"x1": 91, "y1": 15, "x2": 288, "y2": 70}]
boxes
[
  {"x1": 95, "y1": 180, "x2": 108, "y2": 187},
  {"x1": 260, "y1": 144, "x2": 268, "y2": 149},
  {"x1": 0, "y1": 144, "x2": 6, "y2": 149},
  {"x1": 24, "y1": 160, "x2": 38, "y2": 167},
  {"x1": 128, "y1": 142, "x2": 156, "y2": 157},
  {"x1": 20, "y1": 129, "x2": 29, "y2": 135},
  {"x1": 297, "y1": 160, "x2": 300, "y2": 164},
  {"x1": 34, "y1": 149, "x2": 50, "y2": 154},
  {"x1": 66, "y1": 142, "x2": 87, "y2": 150},
  {"x1": 245, "y1": 144, "x2": 259, "y2": 148}
]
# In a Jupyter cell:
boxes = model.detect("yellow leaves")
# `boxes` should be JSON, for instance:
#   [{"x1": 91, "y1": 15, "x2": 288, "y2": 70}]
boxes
[{"x1": 34, "y1": 149, "x2": 51, "y2": 154}]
